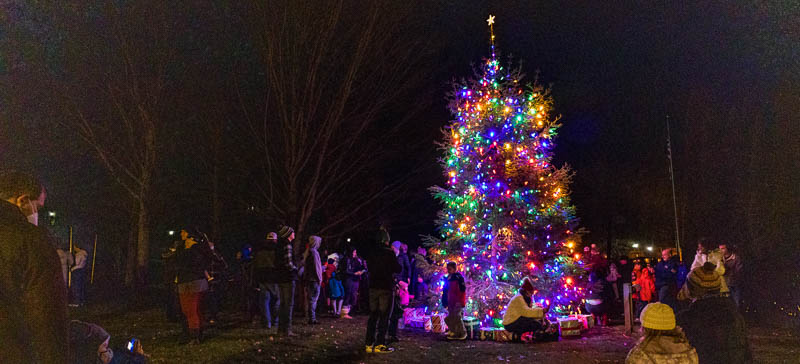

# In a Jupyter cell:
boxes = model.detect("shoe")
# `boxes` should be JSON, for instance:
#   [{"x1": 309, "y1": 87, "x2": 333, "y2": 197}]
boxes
[
  {"x1": 446, "y1": 333, "x2": 467, "y2": 341},
  {"x1": 341, "y1": 314, "x2": 353, "y2": 319},
  {"x1": 365, "y1": 345, "x2": 374, "y2": 353},
  {"x1": 372, "y1": 345, "x2": 394, "y2": 353},
  {"x1": 446, "y1": 332, "x2": 455, "y2": 338}
]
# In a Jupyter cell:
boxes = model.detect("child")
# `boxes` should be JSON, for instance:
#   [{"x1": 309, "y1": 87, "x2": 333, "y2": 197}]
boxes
[
  {"x1": 327, "y1": 260, "x2": 345, "y2": 317},
  {"x1": 625, "y1": 303, "x2": 698, "y2": 363},
  {"x1": 633, "y1": 261, "x2": 655, "y2": 318},
  {"x1": 442, "y1": 262, "x2": 467, "y2": 340}
]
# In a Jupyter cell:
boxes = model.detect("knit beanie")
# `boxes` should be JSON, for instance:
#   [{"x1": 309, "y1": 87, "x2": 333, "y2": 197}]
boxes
[
  {"x1": 687, "y1": 262, "x2": 722, "y2": 298},
  {"x1": 520, "y1": 277, "x2": 535, "y2": 293},
  {"x1": 278, "y1": 225, "x2": 294, "y2": 239},
  {"x1": 640, "y1": 303, "x2": 676, "y2": 330}
]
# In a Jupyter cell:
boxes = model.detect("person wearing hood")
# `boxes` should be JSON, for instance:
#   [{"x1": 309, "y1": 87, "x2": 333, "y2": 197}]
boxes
[
  {"x1": 502, "y1": 277, "x2": 547, "y2": 336},
  {"x1": 677, "y1": 262, "x2": 752, "y2": 364},
  {"x1": 0, "y1": 170, "x2": 68, "y2": 363},
  {"x1": 625, "y1": 303, "x2": 698, "y2": 364},
  {"x1": 303, "y1": 235, "x2": 323, "y2": 324}
]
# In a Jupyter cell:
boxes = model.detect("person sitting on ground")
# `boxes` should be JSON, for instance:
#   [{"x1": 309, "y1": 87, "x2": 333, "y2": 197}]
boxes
[
  {"x1": 677, "y1": 262, "x2": 752, "y2": 364},
  {"x1": 502, "y1": 277, "x2": 548, "y2": 337},
  {"x1": 625, "y1": 303, "x2": 698, "y2": 364},
  {"x1": 442, "y1": 261, "x2": 467, "y2": 340}
]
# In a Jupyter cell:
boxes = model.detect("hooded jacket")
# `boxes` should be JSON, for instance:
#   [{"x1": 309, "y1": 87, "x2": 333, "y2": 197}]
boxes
[
  {"x1": 303, "y1": 236, "x2": 323, "y2": 283},
  {"x1": 441, "y1": 272, "x2": 466, "y2": 309},
  {"x1": 625, "y1": 333, "x2": 699, "y2": 364},
  {"x1": 366, "y1": 246, "x2": 401, "y2": 290},
  {"x1": 502, "y1": 294, "x2": 544, "y2": 325},
  {"x1": 677, "y1": 295, "x2": 752, "y2": 364},
  {"x1": 634, "y1": 267, "x2": 656, "y2": 302},
  {"x1": 0, "y1": 200, "x2": 68, "y2": 364}
]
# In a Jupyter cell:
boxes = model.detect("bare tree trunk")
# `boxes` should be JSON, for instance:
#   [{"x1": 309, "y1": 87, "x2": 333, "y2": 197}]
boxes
[{"x1": 136, "y1": 198, "x2": 149, "y2": 286}]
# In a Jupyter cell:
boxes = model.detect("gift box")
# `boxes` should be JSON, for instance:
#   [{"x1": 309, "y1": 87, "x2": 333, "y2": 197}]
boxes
[
  {"x1": 479, "y1": 327, "x2": 496, "y2": 341},
  {"x1": 423, "y1": 315, "x2": 433, "y2": 332},
  {"x1": 431, "y1": 313, "x2": 448, "y2": 334},
  {"x1": 569, "y1": 314, "x2": 594, "y2": 330},
  {"x1": 403, "y1": 307, "x2": 425, "y2": 325},
  {"x1": 560, "y1": 328, "x2": 581, "y2": 337},
  {"x1": 493, "y1": 329, "x2": 513, "y2": 342},
  {"x1": 557, "y1": 317, "x2": 581, "y2": 330},
  {"x1": 463, "y1": 317, "x2": 480, "y2": 340}
]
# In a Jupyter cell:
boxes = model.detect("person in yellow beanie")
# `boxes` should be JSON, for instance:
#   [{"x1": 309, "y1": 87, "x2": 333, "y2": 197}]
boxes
[{"x1": 625, "y1": 303, "x2": 698, "y2": 364}]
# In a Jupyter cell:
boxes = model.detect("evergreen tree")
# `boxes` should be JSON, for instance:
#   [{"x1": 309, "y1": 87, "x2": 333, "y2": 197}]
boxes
[{"x1": 430, "y1": 16, "x2": 584, "y2": 327}]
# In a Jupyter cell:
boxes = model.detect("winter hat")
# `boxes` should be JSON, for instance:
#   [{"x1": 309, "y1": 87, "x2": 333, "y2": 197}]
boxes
[
  {"x1": 391, "y1": 241, "x2": 403, "y2": 250},
  {"x1": 520, "y1": 277, "x2": 535, "y2": 293},
  {"x1": 640, "y1": 303, "x2": 676, "y2": 330},
  {"x1": 267, "y1": 232, "x2": 278, "y2": 240},
  {"x1": 69, "y1": 320, "x2": 110, "y2": 363},
  {"x1": 687, "y1": 262, "x2": 722, "y2": 297},
  {"x1": 278, "y1": 225, "x2": 294, "y2": 238}
]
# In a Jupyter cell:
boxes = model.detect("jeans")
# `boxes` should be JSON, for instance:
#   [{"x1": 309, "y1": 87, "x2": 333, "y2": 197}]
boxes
[
  {"x1": 344, "y1": 279, "x2": 360, "y2": 307},
  {"x1": 388, "y1": 299, "x2": 404, "y2": 337},
  {"x1": 278, "y1": 281, "x2": 295, "y2": 334},
  {"x1": 658, "y1": 284, "x2": 676, "y2": 311},
  {"x1": 306, "y1": 281, "x2": 321, "y2": 322},
  {"x1": 445, "y1": 305, "x2": 465, "y2": 337},
  {"x1": 503, "y1": 316, "x2": 543, "y2": 335},
  {"x1": 260, "y1": 283, "x2": 280, "y2": 327},
  {"x1": 71, "y1": 269, "x2": 87, "y2": 305},
  {"x1": 728, "y1": 285, "x2": 741, "y2": 307},
  {"x1": 365, "y1": 288, "x2": 393, "y2": 346}
]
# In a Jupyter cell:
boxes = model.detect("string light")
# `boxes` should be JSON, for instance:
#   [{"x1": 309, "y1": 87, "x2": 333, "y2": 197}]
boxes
[{"x1": 431, "y1": 15, "x2": 584, "y2": 327}]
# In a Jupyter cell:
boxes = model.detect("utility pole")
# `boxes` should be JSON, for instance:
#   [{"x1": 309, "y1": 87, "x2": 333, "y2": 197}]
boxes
[{"x1": 666, "y1": 116, "x2": 682, "y2": 261}]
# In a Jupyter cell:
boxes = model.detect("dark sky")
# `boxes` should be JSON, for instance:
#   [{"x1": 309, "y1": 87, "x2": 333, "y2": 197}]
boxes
[{"x1": 1, "y1": 1, "x2": 797, "y2": 268}]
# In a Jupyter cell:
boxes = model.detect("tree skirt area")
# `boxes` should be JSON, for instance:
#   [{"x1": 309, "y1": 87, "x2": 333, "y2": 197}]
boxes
[{"x1": 71, "y1": 306, "x2": 798, "y2": 364}]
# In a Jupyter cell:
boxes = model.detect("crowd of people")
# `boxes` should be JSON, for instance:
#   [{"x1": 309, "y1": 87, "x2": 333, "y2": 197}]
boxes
[{"x1": 1, "y1": 169, "x2": 754, "y2": 363}]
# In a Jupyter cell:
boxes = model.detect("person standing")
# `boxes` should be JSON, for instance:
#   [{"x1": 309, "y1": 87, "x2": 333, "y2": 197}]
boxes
[
  {"x1": 252, "y1": 232, "x2": 280, "y2": 328},
  {"x1": 176, "y1": 230, "x2": 211, "y2": 344},
  {"x1": 342, "y1": 247, "x2": 366, "y2": 319},
  {"x1": 0, "y1": 170, "x2": 68, "y2": 363},
  {"x1": 654, "y1": 248, "x2": 678, "y2": 310},
  {"x1": 276, "y1": 225, "x2": 299, "y2": 336},
  {"x1": 303, "y1": 235, "x2": 323, "y2": 324},
  {"x1": 364, "y1": 235, "x2": 402, "y2": 354},
  {"x1": 69, "y1": 244, "x2": 89, "y2": 307},
  {"x1": 677, "y1": 263, "x2": 752, "y2": 363},
  {"x1": 204, "y1": 240, "x2": 228, "y2": 325},
  {"x1": 442, "y1": 262, "x2": 467, "y2": 340},
  {"x1": 719, "y1": 243, "x2": 743, "y2": 307}
]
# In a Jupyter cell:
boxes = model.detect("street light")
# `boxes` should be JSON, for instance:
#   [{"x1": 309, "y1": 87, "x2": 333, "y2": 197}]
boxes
[
  {"x1": 346, "y1": 238, "x2": 352, "y2": 243},
  {"x1": 168, "y1": 230, "x2": 175, "y2": 236},
  {"x1": 48, "y1": 211, "x2": 56, "y2": 217},
  {"x1": 646, "y1": 246, "x2": 653, "y2": 252},
  {"x1": 631, "y1": 243, "x2": 639, "y2": 248}
]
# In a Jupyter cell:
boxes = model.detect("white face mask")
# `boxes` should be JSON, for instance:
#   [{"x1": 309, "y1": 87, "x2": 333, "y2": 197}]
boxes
[{"x1": 26, "y1": 200, "x2": 38, "y2": 226}]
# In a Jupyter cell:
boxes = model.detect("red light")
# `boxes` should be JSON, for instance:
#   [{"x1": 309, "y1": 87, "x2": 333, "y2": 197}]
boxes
[
  {"x1": 574, "y1": 253, "x2": 581, "y2": 260},
  {"x1": 566, "y1": 277, "x2": 574, "y2": 285}
]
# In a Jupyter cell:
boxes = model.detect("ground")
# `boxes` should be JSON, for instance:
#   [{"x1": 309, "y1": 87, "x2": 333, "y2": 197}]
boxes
[{"x1": 71, "y1": 298, "x2": 799, "y2": 364}]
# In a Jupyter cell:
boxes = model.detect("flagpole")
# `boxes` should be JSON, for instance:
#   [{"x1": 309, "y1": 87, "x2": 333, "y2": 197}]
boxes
[
  {"x1": 90, "y1": 234, "x2": 98, "y2": 284},
  {"x1": 68, "y1": 226, "x2": 73, "y2": 288},
  {"x1": 666, "y1": 116, "x2": 682, "y2": 261}
]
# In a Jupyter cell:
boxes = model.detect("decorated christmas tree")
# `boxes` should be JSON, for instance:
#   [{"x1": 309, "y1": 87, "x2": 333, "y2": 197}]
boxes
[{"x1": 429, "y1": 15, "x2": 585, "y2": 327}]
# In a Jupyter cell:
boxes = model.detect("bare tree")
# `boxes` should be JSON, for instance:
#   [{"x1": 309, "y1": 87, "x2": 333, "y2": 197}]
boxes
[
  {"x1": 235, "y1": 0, "x2": 435, "y2": 249},
  {"x1": 54, "y1": 1, "x2": 174, "y2": 285}
]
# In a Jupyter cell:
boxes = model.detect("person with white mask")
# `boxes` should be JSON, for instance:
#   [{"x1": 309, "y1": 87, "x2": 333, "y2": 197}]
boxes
[{"x1": 0, "y1": 170, "x2": 68, "y2": 363}]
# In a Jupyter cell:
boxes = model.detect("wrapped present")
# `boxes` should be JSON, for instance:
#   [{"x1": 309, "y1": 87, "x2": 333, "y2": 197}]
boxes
[
  {"x1": 493, "y1": 329, "x2": 513, "y2": 342},
  {"x1": 557, "y1": 317, "x2": 581, "y2": 330},
  {"x1": 424, "y1": 315, "x2": 433, "y2": 332},
  {"x1": 479, "y1": 327, "x2": 496, "y2": 341},
  {"x1": 463, "y1": 317, "x2": 480, "y2": 340},
  {"x1": 569, "y1": 314, "x2": 594, "y2": 330},
  {"x1": 431, "y1": 313, "x2": 448, "y2": 334},
  {"x1": 403, "y1": 307, "x2": 425, "y2": 325}
]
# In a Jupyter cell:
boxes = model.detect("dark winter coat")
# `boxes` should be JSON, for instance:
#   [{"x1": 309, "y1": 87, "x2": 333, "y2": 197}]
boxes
[
  {"x1": 655, "y1": 258, "x2": 678, "y2": 289},
  {"x1": 275, "y1": 238, "x2": 298, "y2": 283},
  {"x1": 396, "y1": 252, "x2": 411, "y2": 283},
  {"x1": 0, "y1": 200, "x2": 68, "y2": 364},
  {"x1": 252, "y1": 240, "x2": 279, "y2": 283},
  {"x1": 343, "y1": 255, "x2": 366, "y2": 282},
  {"x1": 442, "y1": 272, "x2": 466, "y2": 309},
  {"x1": 176, "y1": 242, "x2": 209, "y2": 284},
  {"x1": 366, "y1": 246, "x2": 401, "y2": 290},
  {"x1": 677, "y1": 295, "x2": 752, "y2": 364},
  {"x1": 722, "y1": 254, "x2": 743, "y2": 287}
]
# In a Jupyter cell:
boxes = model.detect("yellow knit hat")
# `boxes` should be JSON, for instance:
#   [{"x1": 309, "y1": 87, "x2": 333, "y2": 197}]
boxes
[{"x1": 640, "y1": 303, "x2": 676, "y2": 330}]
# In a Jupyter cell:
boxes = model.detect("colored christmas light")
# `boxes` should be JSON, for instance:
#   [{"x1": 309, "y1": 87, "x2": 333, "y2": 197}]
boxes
[{"x1": 429, "y1": 15, "x2": 585, "y2": 327}]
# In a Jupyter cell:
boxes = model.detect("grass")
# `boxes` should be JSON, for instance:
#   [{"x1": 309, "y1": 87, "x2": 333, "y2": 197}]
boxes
[{"x1": 70, "y1": 294, "x2": 799, "y2": 364}]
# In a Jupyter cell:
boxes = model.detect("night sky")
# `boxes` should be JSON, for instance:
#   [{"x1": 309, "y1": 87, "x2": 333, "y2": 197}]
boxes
[{"x1": 1, "y1": 1, "x2": 797, "y2": 292}]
